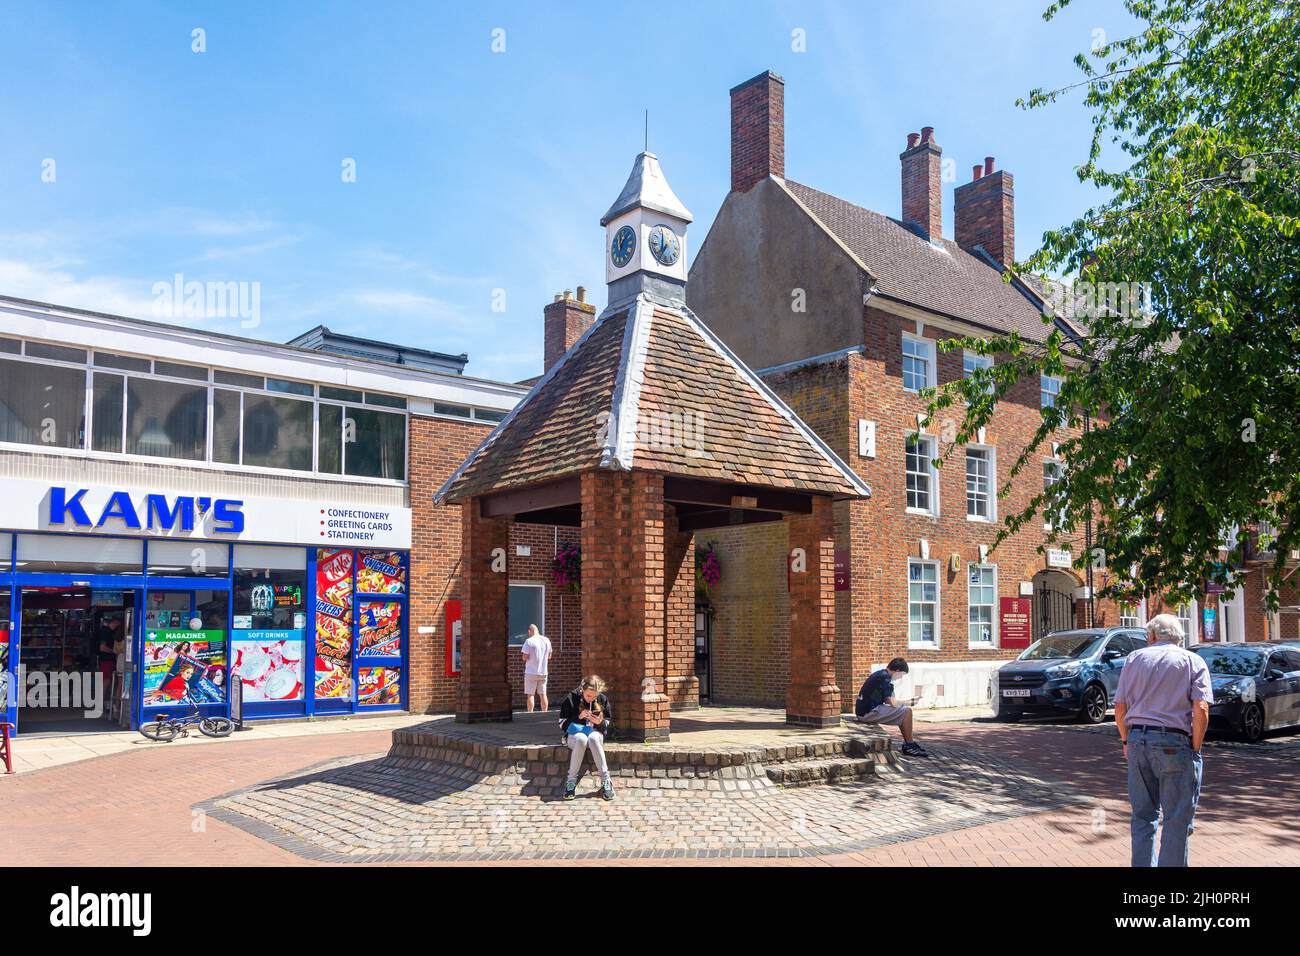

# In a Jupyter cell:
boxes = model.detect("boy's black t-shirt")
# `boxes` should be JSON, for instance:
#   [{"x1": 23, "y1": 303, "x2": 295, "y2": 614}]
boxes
[{"x1": 855, "y1": 668, "x2": 894, "y2": 717}]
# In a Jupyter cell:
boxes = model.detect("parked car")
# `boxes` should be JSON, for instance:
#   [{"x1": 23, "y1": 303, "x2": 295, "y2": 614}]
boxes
[
  {"x1": 1192, "y1": 642, "x2": 1300, "y2": 742},
  {"x1": 996, "y1": 627, "x2": 1148, "y2": 724}
]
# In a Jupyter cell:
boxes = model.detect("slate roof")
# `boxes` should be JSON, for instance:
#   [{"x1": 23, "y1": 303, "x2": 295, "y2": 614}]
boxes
[
  {"x1": 782, "y1": 180, "x2": 1066, "y2": 343},
  {"x1": 435, "y1": 295, "x2": 870, "y2": 504}
]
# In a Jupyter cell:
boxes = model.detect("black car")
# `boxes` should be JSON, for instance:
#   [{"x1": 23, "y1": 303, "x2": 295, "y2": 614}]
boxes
[
  {"x1": 1192, "y1": 642, "x2": 1300, "y2": 742},
  {"x1": 996, "y1": 627, "x2": 1148, "y2": 723}
]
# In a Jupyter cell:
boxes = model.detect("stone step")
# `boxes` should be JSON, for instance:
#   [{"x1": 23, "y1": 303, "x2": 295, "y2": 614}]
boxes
[{"x1": 764, "y1": 755, "x2": 878, "y2": 788}]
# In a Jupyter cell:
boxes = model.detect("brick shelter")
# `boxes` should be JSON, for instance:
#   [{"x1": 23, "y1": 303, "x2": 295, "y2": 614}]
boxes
[{"x1": 435, "y1": 151, "x2": 869, "y2": 741}]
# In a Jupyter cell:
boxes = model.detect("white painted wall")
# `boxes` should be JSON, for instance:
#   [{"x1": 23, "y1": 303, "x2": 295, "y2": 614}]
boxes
[{"x1": 873, "y1": 659, "x2": 1012, "y2": 710}]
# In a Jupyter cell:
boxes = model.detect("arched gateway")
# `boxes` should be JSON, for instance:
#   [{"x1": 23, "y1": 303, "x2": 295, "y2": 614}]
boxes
[{"x1": 434, "y1": 151, "x2": 870, "y2": 742}]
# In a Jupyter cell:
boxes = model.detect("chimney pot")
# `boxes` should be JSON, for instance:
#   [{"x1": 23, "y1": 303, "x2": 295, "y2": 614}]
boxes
[
  {"x1": 901, "y1": 126, "x2": 942, "y2": 240},
  {"x1": 972, "y1": 165, "x2": 983, "y2": 181},
  {"x1": 984, "y1": 156, "x2": 995, "y2": 176},
  {"x1": 543, "y1": 287, "x2": 596, "y2": 373},
  {"x1": 955, "y1": 160, "x2": 1015, "y2": 269},
  {"x1": 906, "y1": 132, "x2": 920, "y2": 149},
  {"x1": 730, "y1": 70, "x2": 786, "y2": 193}
]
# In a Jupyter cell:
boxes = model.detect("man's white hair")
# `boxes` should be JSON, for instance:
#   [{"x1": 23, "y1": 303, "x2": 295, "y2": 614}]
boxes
[{"x1": 1146, "y1": 613, "x2": 1185, "y2": 643}]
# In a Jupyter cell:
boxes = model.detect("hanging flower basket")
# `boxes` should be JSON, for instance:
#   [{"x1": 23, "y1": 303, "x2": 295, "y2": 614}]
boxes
[
  {"x1": 552, "y1": 544, "x2": 582, "y2": 594},
  {"x1": 696, "y1": 542, "x2": 722, "y2": 598}
]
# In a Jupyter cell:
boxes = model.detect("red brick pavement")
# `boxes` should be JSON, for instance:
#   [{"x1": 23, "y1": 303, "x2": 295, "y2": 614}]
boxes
[{"x1": 3, "y1": 721, "x2": 1296, "y2": 866}]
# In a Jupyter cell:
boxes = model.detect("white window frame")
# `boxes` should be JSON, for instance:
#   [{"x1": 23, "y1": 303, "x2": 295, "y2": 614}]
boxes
[
  {"x1": 908, "y1": 558, "x2": 940, "y2": 649},
  {"x1": 507, "y1": 581, "x2": 546, "y2": 647},
  {"x1": 962, "y1": 350, "x2": 993, "y2": 401},
  {"x1": 906, "y1": 433, "x2": 939, "y2": 516},
  {"x1": 1175, "y1": 599, "x2": 1198, "y2": 644},
  {"x1": 965, "y1": 444, "x2": 996, "y2": 522},
  {"x1": 902, "y1": 333, "x2": 936, "y2": 393},
  {"x1": 967, "y1": 562, "x2": 998, "y2": 648},
  {"x1": 1040, "y1": 373, "x2": 1062, "y2": 409},
  {"x1": 1043, "y1": 459, "x2": 1066, "y2": 530}
]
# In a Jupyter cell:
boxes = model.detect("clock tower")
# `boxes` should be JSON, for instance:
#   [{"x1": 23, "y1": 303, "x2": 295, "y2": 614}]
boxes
[{"x1": 601, "y1": 151, "x2": 693, "y2": 306}]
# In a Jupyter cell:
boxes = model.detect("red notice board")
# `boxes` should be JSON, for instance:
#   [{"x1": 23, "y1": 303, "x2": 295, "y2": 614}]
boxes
[{"x1": 1000, "y1": 597, "x2": 1032, "y2": 650}]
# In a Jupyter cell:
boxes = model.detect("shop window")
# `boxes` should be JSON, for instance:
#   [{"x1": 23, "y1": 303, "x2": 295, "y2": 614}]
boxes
[
  {"x1": 508, "y1": 584, "x2": 545, "y2": 646},
  {"x1": 343, "y1": 407, "x2": 406, "y2": 480},
  {"x1": 315, "y1": 548, "x2": 355, "y2": 700},
  {"x1": 231, "y1": 553, "x2": 308, "y2": 704},
  {"x1": 18, "y1": 534, "x2": 144, "y2": 574},
  {"x1": 212, "y1": 388, "x2": 242, "y2": 464},
  {"x1": 318, "y1": 403, "x2": 343, "y2": 474},
  {"x1": 25, "y1": 341, "x2": 86, "y2": 364},
  {"x1": 242, "y1": 393, "x2": 313, "y2": 471},
  {"x1": 214, "y1": 369, "x2": 263, "y2": 389},
  {"x1": 0, "y1": 532, "x2": 12, "y2": 571},
  {"x1": 365, "y1": 392, "x2": 407, "y2": 409},
  {"x1": 142, "y1": 590, "x2": 229, "y2": 708},
  {"x1": 148, "y1": 540, "x2": 229, "y2": 578},
  {"x1": 0, "y1": 356, "x2": 86, "y2": 450},
  {"x1": 91, "y1": 372, "x2": 125, "y2": 453},
  {"x1": 126, "y1": 378, "x2": 207, "y2": 461},
  {"x1": 95, "y1": 352, "x2": 151, "y2": 372},
  {"x1": 266, "y1": 377, "x2": 313, "y2": 396},
  {"x1": 321, "y1": 386, "x2": 363, "y2": 403},
  {"x1": 154, "y1": 360, "x2": 208, "y2": 382}
]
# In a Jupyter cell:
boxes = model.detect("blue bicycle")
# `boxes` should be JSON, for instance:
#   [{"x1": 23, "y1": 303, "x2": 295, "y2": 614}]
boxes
[{"x1": 139, "y1": 703, "x2": 234, "y2": 742}]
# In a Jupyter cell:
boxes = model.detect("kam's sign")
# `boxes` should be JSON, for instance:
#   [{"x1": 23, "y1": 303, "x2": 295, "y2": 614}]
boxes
[
  {"x1": 50, "y1": 486, "x2": 245, "y2": 534},
  {"x1": 0, "y1": 480, "x2": 412, "y2": 549}
]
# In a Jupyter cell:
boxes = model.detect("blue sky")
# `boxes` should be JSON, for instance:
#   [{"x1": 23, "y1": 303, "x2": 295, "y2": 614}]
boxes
[{"x1": 0, "y1": 0, "x2": 1134, "y2": 382}]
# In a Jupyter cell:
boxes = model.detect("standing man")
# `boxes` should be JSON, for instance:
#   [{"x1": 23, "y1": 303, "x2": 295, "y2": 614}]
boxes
[
  {"x1": 855, "y1": 657, "x2": 928, "y2": 757},
  {"x1": 1114, "y1": 612, "x2": 1214, "y2": 867},
  {"x1": 520, "y1": 624, "x2": 552, "y2": 713}
]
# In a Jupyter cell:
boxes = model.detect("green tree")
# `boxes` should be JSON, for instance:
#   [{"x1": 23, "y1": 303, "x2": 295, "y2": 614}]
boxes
[{"x1": 929, "y1": 0, "x2": 1300, "y2": 607}]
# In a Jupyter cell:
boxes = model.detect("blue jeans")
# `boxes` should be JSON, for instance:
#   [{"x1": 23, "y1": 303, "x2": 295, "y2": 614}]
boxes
[{"x1": 1127, "y1": 726, "x2": 1203, "y2": 867}]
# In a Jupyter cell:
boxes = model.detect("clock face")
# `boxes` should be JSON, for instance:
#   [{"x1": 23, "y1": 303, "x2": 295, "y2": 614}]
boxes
[
  {"x1": 610, "y1": 225, "x2": 637, "y2": 268},
  {"x1": 648, "y1": 225, "x2": 680, "y2": 266}
]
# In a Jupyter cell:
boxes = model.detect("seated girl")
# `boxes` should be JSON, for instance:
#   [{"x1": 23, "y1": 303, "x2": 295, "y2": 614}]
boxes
[{"x1": 557, "y1": 675, "x2": 614, "y2": 801}]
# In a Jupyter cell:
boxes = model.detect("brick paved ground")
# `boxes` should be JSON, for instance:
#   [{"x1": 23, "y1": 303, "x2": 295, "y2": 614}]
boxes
[{"x1": 4, "y1": 717, "x2": 1297, "y2": 866}]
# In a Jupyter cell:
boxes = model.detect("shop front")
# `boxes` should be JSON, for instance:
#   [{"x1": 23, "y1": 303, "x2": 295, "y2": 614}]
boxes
[{"x1": 0, "y1": 483, "x2": 412, "y2": 735}]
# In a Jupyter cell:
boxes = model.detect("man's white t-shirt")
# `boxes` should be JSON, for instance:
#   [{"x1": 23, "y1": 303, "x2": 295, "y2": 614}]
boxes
[{"x1": 521, "y1": 634, "x2": 552, "y2": 677}]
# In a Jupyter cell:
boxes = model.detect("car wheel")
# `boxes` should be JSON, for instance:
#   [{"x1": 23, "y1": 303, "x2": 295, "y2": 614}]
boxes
[
  {"x1": 1240, "y1": 702, "x2": 1265, "y2": 743},
  {"x1": 997, "y1": 709, "x2": 1023, "y2": 722},
  {"x1": 1079, "y1": 684, "x2": 1108, "y2": 724}
]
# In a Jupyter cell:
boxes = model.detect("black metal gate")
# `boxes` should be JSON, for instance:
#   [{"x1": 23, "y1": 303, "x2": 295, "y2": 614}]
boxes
[{"x1": 1034, "y1": 585, "x2": 1076, "y2": 640}]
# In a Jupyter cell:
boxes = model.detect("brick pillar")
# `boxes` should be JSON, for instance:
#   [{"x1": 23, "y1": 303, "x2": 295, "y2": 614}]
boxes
[
  {"x1": 456, "y1": 500, "x2": 512, "y2": 722},
  {"x1": 665, "y1": 504, "x2": 699, "y2": 710},
  {"x1": 581, "y1": 470, "x2": 671, "y2": 741},
  {"x1": 785, "y1": 495, "x2": 841, "y2": 727}
]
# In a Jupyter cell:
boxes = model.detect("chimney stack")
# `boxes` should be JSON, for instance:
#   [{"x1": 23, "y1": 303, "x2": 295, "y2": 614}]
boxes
[
  {"x1": 954, "y1": 155, "x2": 1015, "y2": 269},
  {"x1": 543, "y1": 287, "x2": 596, "y2": 373},
  {"x1": 730, "y1": 70, "x2": 785, "y2": 193},
  {"x1": 900, "y1": 127, "x2": 943, "y2": 240}
]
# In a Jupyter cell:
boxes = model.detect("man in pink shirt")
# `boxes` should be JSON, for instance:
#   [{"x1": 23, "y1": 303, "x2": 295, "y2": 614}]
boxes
[{"x1": 1114, "y1": 613, "x2": 1214, "y2": 867}]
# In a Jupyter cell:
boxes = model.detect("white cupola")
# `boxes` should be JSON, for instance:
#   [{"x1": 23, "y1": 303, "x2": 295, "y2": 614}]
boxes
[{"x1": 600, "y1": 152, "x2": 693, "y2": 304}]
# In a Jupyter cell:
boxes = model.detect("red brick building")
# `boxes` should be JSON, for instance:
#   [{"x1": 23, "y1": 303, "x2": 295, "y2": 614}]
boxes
[{"x1": 688, "y1": 71, "x2": 1126, "y2": 708}]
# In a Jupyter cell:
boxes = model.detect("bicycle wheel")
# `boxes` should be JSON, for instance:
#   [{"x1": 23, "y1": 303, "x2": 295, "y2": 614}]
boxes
[
  {"x1": 140, "y1": 720, "x2": 178, "y2": 742},
  {"x1": 199, "y1": 717, "x2": 234, "y2": 738}
]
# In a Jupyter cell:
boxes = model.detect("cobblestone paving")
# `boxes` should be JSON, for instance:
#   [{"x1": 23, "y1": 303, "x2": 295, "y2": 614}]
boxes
[{"x1": 202, "y1": 744, "x2": 1088, "y2": 862}]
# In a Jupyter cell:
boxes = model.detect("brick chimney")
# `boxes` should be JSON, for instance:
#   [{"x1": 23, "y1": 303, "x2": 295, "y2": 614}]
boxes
[
  {"x1": 954, "y1": 156, "x2": 1015, "y2": 268},
  {"x1": 543, "y1": 287, "x2": 595, "y2": 373},
  {"x1": 730, "y1": 70, "x2": 785, "y2": 193},
  {"x1": 900, "y1": 126, "x2": 943, "y2": 240}
]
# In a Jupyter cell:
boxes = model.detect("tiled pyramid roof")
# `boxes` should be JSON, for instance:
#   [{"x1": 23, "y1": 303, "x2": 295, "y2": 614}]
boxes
[{"x1": 435, "y1": 294, "x2": 870, "y2": 504}]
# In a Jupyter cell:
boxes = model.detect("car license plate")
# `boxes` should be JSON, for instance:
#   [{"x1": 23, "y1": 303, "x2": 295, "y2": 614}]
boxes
[{"x1": 1002, "y1": 689, "x2": 1031, "y2": 698}]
